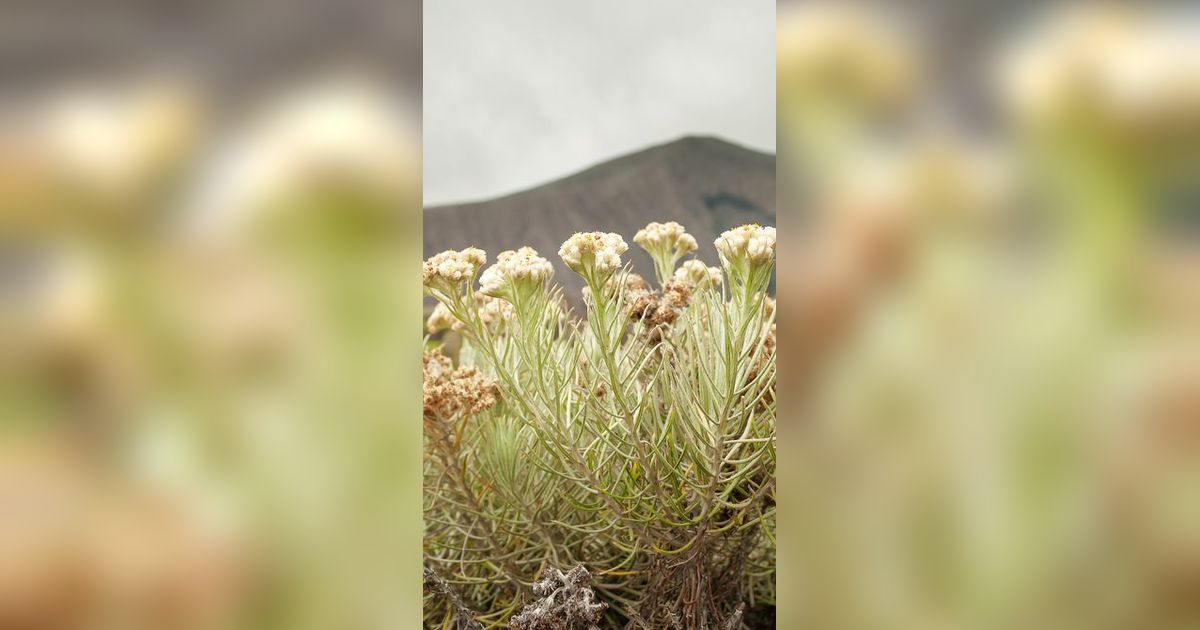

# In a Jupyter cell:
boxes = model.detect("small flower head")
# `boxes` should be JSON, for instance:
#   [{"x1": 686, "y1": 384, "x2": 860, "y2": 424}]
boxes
[
  {"x1": 673, "y1": 260, "x2": 724, "y2": 289},
  {"x1": 633, "y1": 221, "x2": 697, "y2": 255},
  {"x1": 715, "y1": 224, "x2": 776, "y2": 268},
  {"x1": 423, "y1": 247, "x2": 486, "y2": 294},
  {"x1": 425, "y1": 302, "x2": 459, "y2": 334},
  {"x1": 634, "y1": 221, "x2": 698, "y2": 281},
  {"x1": 558, "y1": 232, "x2": 628, "y2": 278},
  {"x1": 479, "y1": 247, "x2": 554, "y2": 299}
]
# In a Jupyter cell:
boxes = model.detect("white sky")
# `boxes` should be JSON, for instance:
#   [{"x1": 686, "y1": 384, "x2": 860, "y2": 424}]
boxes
[{"x1": 423, "y1": 0, "x2": 775, "y2": 205}]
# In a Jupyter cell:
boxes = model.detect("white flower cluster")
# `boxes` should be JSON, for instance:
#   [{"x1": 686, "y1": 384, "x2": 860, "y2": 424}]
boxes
[
  {"x1": 715, "y1": 224, "x2": 776, "y2": 267},
  {"x1": 673, "y1": 260, "x2": 723, "y2": 288},
  {"x1": 633, "y1": 221, "x2": 698, "y2": 255},
  {"x1": 423, "y1": 247, "x2": 486, "y2": 290},
  {"x1": 479, "y1": 247, "x2": 554, "y2": 296},
  {"x1": 558, "y1": 232, "x2": 628, "y2": 276}
]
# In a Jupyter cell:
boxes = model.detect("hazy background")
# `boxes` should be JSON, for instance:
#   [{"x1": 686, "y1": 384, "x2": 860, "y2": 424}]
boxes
[
  {"x1": 777, "y1": 2, "x2": 1198, "y2": 629},
  {"x1": 423, "y1": 0, "x2": 775, "y2": 205},
  {"x1": 2, "y1": 1, "x2": 423, "y2": 629}
]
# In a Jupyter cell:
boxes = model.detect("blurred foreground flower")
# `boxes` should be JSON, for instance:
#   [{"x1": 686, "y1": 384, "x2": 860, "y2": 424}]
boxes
[
  {"x1": 4, "y1": 67, "x2": 422, "y2": 630},
  {"x1": 183, "y1": 76, "x2": 418, "y2": 241},
  {"x1": 0, "y1": 439, "x2": 247, "y2": 630},
  {"x1": 777, "y1": 4, "x2": 915, "y2": 116},
  {"x1": 42, "y1": 83, "x2": 200, "y2": 193},
  {"x1": 999, "y1": 4, "x2": 1200, "y2": 140}
]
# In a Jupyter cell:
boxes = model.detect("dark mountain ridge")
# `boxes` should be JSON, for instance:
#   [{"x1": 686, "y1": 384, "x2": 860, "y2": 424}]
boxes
[{"x1": 424, "y1": 135, "x2": 775, "y2": 305}]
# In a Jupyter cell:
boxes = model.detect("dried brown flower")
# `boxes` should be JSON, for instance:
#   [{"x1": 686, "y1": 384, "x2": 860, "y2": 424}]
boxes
[
  {"x1": 423, "y1": 350, "x2": 499, "y2": 419},
  {"x1": 637, "y1": 280, "x2": 695, "y2": 344}
]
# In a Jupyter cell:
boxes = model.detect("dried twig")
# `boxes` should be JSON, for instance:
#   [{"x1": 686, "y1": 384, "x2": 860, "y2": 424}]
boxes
[
  {"x1": 424, "y1": 566, "x2": 484, "y2": 630},
  {"x1": 509, "y1": 565, "x2": 607, "y2": 630}
]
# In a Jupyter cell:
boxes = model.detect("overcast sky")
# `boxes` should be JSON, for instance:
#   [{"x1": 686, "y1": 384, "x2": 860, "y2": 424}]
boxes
[{"x1": 423, "y1": 0, "x2": 775, "y2": 205}]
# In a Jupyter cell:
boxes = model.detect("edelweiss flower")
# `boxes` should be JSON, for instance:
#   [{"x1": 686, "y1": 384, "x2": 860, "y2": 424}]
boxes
[
  {"x1": 633, "y1": 221, "x2": 698, "y2": 255},
  {"x1": 558, "y1": 232, "x2": 628, "y2": 277},
  {"x1": 423, "y1": 247, "x2": 486, "y2": 292},
  {"x1": 635, "y1": 221, "x2": 699, "y2": 281},
  {"x1": 715, "y1": 224, "x2": 776, "y2": 267},
  {"x1": 479, "y1": 247, "x2": 553, "y2": 297},
  {"x1": 673, "y1": 260, "x2": 723, "y2": 288}
]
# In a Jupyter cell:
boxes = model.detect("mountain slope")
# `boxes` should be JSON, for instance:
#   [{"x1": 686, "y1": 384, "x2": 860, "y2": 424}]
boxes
[{"x1": 424, "y1": 135, "x2": 775, "y2": 304}]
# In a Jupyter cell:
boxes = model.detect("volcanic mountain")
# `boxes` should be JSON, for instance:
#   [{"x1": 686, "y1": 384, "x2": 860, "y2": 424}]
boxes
[{"x1": 423, "y1": 135, "x2": 775, "y2": 305}]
